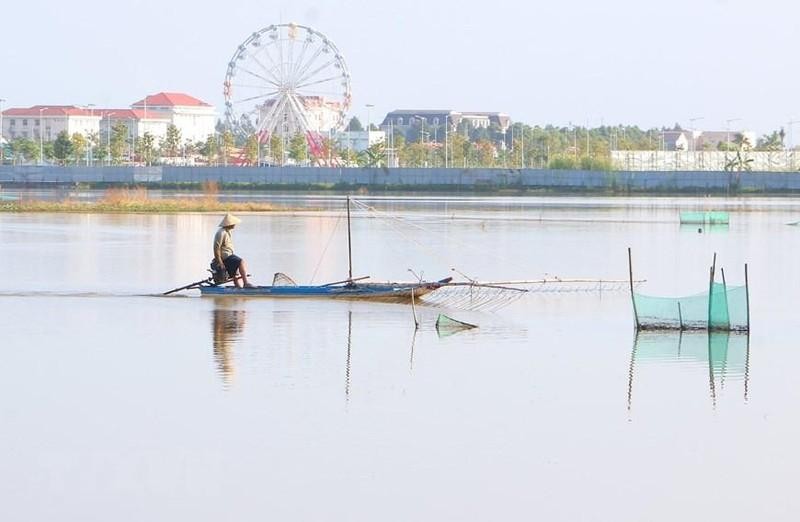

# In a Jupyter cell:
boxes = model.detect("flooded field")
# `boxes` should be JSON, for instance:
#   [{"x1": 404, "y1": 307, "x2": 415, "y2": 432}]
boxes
[{"x1": 2, "y1": 195, "x2": 800, "y2": 521}]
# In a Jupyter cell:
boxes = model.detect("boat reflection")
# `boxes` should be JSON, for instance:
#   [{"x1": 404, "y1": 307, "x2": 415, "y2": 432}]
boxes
[
  {"x1": 211, "y1": 300, "x2": 247, "y2": 389},
  {"x1": 627, "y1": 331, "x2": 750, "y2": 411}
]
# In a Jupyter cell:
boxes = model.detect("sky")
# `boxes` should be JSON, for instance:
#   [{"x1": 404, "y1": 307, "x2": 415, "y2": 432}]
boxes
[{"x1": 1, "y1": 0, "x2": 798, "y2": 135}]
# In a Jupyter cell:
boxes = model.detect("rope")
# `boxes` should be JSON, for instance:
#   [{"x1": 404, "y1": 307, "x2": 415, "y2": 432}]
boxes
[{"x1": 309, "y1": 212, "x2": 344, "y2": 284}]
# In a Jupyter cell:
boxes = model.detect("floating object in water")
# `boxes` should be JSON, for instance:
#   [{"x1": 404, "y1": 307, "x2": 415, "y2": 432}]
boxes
[
  {"x1": 679, "y1": 211, "x2": 729, "y2": 225},
  {"x1": 435, "y1": 313, "x2": 478, "y2": 337}
]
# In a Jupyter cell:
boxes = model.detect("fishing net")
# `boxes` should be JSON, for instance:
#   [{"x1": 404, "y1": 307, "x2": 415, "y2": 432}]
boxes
[
  {"x1": 679, "y1": 211, "x2": 730, "y2": 225},
  {"x1": 419, "y1": 279, "x2": 642, "y2": 312},
  {"x1": 272, "y1": 272, "x2": 298, "y2": 286},
  {"x1": 435, "y1": 314, "x2": 477, "y2": 337},
  {"x1": 633, "y1": 282, "x2": 748, "y2": 331},
  {"x1": 420, "y1": 283, "x2": 529, "y2": 312}
]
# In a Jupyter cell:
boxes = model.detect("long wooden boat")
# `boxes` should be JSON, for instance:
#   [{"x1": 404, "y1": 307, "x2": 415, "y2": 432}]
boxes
[
  {"x1": 166, "y1": 197, "x2": 450, "y2": 301},
  {"x1": 199, "y1": 277, "x2": 451, "y2": 301}
]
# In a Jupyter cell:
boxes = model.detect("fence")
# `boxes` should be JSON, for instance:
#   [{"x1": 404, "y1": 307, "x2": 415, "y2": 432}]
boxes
[{"x1": 4, "y1": 165, "x2": 800, "y2": 192}]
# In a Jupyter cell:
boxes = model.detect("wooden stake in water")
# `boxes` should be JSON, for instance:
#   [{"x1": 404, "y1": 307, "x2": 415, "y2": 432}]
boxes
[
  {"x1": 410, "y1": 288, "x2": 419, "y2": 330},
  {"x1": 628, "y1": 248, "x2": 640, "y2": 329},
  {"x1": 346, "y1": 195, "x2": 353, "y2": 281},
  {"x1": 744, "y1": 263, "x2": 750, "y2": 332},
  {"x1": 707, "y1": 253, "x2": 717, "y2": 330}
]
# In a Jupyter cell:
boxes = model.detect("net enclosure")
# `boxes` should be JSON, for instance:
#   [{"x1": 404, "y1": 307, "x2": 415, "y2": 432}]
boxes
[
  {"x1": 679, "y1": 211, "x2": 730, "y2": 225},
  {"x1": 628, "y1": 250, "x2": 750, "y2": 332}
]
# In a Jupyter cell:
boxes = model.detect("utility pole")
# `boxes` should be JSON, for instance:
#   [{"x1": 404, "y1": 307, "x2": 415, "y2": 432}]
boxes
[
  {"x1": 106, "y1": 112, "x2": 116, "y2": 165},
  {"x1": 0, "y1": 98, "x2": 5, "y2": 165},
  {"x1": 39, "y1": 107, "x2": 47, "y2": 165},
  {"x1": 725, "y1": 117, "x2": 742, "y2": 150}
]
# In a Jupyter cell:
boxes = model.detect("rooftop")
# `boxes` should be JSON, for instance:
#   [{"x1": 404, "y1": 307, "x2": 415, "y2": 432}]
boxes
[
  {"x1": 132, "y1": 92, "x2": 212, "y2": 108},
  {"x1": 1, "y1": 105, "x2": 98, "y2": 117}
]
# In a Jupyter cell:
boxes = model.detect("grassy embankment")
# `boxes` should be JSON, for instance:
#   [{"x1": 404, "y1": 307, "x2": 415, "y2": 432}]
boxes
[{"x1": 0, "y1": 182, "x2": 278, "y2": 213}]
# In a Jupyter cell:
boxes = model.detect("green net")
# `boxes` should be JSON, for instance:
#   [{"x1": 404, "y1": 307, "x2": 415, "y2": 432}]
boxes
[
  {"x1": 633, "y1": 283, "x2": 748, "y2": 331},
  {"x1": 679, "y1": 211, "x2": 730, "y2": 225}
]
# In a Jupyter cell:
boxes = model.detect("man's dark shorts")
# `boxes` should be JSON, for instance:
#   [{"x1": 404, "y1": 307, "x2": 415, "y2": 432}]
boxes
[{"x1": 223, "y1": 255, "x2": 242, "y2": 276}]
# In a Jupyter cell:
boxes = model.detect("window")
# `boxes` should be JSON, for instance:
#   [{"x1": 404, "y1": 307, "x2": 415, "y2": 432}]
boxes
[
  {"x1": 22, "y1": 119, "x2": 28, "y2": 126},
  {"x1": 433, "y1": 117, "x2": 440, "y2": 125},
  {"x1": 9, "y1": 119, "x2": 15, "y2": 126},
  {"x1": 35, "y1": 119, "x2": 39, "y2": 126},
  {"x1": 397, "y1": 117, "x2": 403, "y2": 125}
]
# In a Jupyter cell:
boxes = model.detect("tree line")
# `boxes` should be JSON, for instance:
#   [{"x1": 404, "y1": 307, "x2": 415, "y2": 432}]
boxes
[{"x1": 1, "y1": 117, "x2": 790, "y2": 169}]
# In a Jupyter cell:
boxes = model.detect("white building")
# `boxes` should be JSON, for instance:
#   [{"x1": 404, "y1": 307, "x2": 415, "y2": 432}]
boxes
[
  {"x1": 335, "y1": 130, "x2": 385, "y2": 153},
  {"x1": 131, "y1": 92, "x2": 216, "y2": 143},
  {"x1": 1, "y1": 106, "x2": 100, "y2": 142},
  {"x1": 96, "y1": 109, "x2": 171, "y2": 142}
]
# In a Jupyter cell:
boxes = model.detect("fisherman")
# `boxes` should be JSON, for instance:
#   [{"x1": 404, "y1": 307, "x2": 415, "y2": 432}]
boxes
[{"x1": 212, "y1": 214, "x2": 254, "y2": 288}]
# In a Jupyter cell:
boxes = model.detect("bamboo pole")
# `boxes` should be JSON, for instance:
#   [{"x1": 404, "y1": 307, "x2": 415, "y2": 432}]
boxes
[
  {"x1": 628, "y1": 248, "x2": 640, "y2": 329},
  {"x1": 677, "y1": 301, "x2": 684, "y2": 330},
  {"x1": 721, "y1": 267, "x2": 730, "y2": 330},
  {"x1": 346, "y1": 195, "x2": 353, "y2": 281},
  {"x1": 707, "y1": 253, "x2": 717, "y2": 330},
  {"x1": 410, "y1": 288, "x2": 419, "y2": 330},
  {"x1": 745, "y1": 263, "x2": 750, "y2": 332}
]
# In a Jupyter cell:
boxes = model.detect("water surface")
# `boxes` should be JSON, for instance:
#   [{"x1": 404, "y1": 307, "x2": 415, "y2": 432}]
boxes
[{"x1": 1, "y1": 196, "x2": 798, "y2": 521}]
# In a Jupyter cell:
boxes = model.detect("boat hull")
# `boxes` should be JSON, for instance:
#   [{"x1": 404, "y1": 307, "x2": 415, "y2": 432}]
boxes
[{"x1": 199, "y1": 280, "x2": 446, "y2": 301}]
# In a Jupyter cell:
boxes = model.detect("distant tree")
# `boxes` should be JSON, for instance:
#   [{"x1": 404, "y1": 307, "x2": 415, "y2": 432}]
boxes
[
  {"x1": 52, "y1": 131, "x2": 74, "y2": 165},
  {"x1": 137, "y1": 132, "x2": 156, "y2": 165},
  {"x1": 43, "y1": 142, "x2": 55, "y2": 162},
  {"x1": 288, "y1": 133, "x2": 308, "y2": 163},
  {"x1": 86, "y1": 131, "x2": 100, "y2": 165},
  {"x1": 161, "y1": 124, "x2": 181, "y2": 158},
  {"x1": 269, "y1": 134, "x2": 284, "y2": 165},
  {"x1": 347, "y1": 117, "x2": 364, "y2": 132},
  {"x1": 357, "y1": 141, "x2": 386, "y2": 167},
  {"x1": 199, "y1": 134, "x2": 218, "y2": 165},
  {"x1": 221, "y1": 130, "x2": 235, "y2": 165},
  {"x1": 244, "y1": 134, "x2": 259, "y2": 165},
  {"x1": 757, "y1": 129, "x2": 784, "y2": 151},
  {"x1": 475, "y1": 139, "x2": 496, "y2": 167},
  {"x1": 109, "y1": 122, "x2": 128, "y2": 164},
  {"x1": 70, "y1": 133, "x2": 87, "y2": 165},
  {"x1": 10, "y1": 137, "x2": 39, "y2": 163}
]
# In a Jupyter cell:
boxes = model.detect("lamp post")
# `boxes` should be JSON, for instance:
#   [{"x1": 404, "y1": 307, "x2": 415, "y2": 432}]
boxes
[
  {"x1": 365, "y1": 103, "x2": 374, "y2": 153},
  {"x1": 0, "y1": 98, "x2": 5, "y2": 165},
  {"x1": 39, "y1": 107, "x2": 47, "y2": 165},
  {"x1": 688, "y1": 116, "x2": 704, "y2": 153},
  {"x1": 106, "y1": 112, "x2": 115, "y2": 165},
  {"x1": 725, "y1": 118, "x2": 741, "y2": 150},
  {"x1": 787, "y1": 119, "x2": 800, "y2": 171},
  {"x1": 84, "y1": 104, "x2": 96, "y2": 166},
  {"x1": 786, "y1": 119, "x2": 800, "y2": 151}
]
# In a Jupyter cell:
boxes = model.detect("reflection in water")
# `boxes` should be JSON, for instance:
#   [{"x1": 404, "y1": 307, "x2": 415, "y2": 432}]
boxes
[
  {"x1": 345, "y1": 311, "x2": 352, "y2": 401},
  {"x1": 627, "y1": 331, "x2": 750, "y2": 412},
  {"x1": 211, "y1": 301, "x2": 247, "y2": 389}
]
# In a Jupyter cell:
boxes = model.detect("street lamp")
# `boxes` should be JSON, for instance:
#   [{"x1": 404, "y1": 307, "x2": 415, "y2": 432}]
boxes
[
  {"x1": 786, "y1": 119, "x2": 800, "y2": 151},
  {"x1": 365, "y1": 103, "x2": 375, "y2": 156},
  {"x1": 39, "y1": 107, "x2": 48, "y2": 165},
  {"x1": 725, "y1": 118, "x2": 742, "y2": 150},
  {"x1": 0, "y1": 98, "x2": 6, "y2": 165},
  {"x1": 105, "y1": 112, "x2": 115, "y2": 165},
  {"x1": 688, "y1": 116, "x2": 704, "y2": 155}
]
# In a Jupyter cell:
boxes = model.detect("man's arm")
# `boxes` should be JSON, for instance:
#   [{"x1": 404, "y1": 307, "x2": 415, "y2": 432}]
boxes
[{"x1": 213, "y1": 233, "x2": 225, "y2": 268}]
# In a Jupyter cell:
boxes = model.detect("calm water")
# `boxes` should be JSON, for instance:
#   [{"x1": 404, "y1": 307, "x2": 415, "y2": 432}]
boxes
[{"x1": 2, "y1": 196, "x2": 800, "y2": 521}]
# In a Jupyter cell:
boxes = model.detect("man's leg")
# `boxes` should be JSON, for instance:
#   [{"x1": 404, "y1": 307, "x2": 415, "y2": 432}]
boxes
[{"x1": 239, "y1": 259, "x2": 251, "y2": 287}]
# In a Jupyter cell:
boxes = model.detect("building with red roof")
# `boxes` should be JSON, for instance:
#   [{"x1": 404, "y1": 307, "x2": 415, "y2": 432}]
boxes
[
  {"x1": 1, "y1": 105, "x2": 101, "y2": 142},
  {"x1": 131, "y1": 92, "x2": 217, "y2": 142}
]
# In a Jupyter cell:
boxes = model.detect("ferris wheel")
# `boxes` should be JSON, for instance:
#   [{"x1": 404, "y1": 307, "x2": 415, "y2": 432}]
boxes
[{"x1": 223, "y1": 23, "x2": 352, "y2": 139}]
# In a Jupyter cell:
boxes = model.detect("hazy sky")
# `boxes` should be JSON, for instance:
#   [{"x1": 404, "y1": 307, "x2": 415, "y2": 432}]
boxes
[{"x1": 1, "y1": 0, "x2": 797, "y2": 134}]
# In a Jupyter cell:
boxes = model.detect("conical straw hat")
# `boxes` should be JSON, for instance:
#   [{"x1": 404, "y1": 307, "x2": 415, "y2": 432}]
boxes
[{"x1": 219, "y1": 214, "x2": 241, "y2": 227}]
